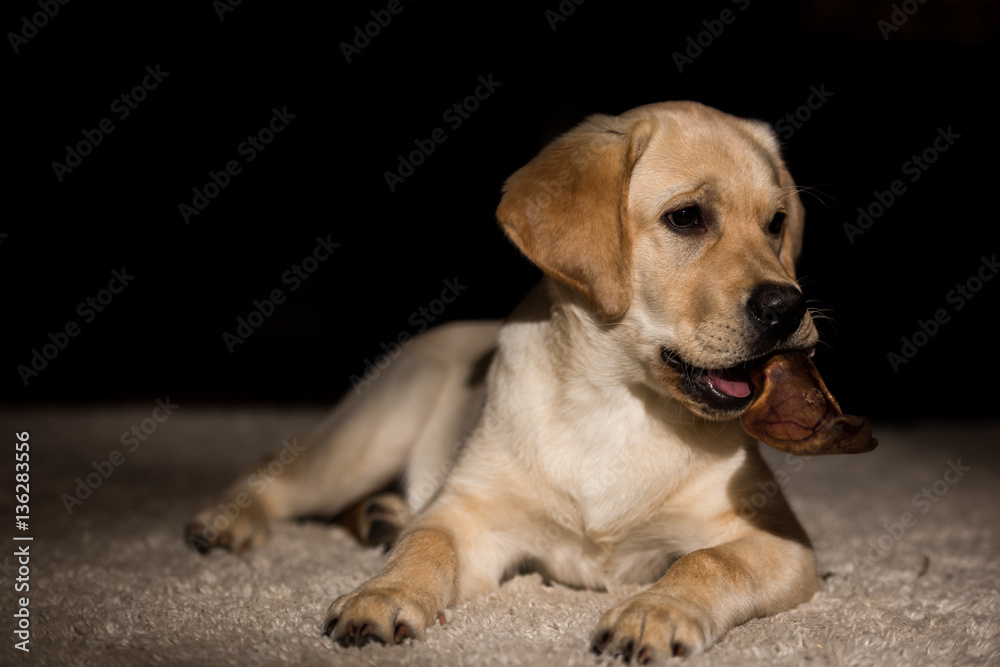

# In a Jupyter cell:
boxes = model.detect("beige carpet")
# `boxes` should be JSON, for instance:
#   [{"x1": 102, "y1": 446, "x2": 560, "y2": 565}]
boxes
[{"x1": 1, "y1": 405, "x2": 998, "y2": 666}]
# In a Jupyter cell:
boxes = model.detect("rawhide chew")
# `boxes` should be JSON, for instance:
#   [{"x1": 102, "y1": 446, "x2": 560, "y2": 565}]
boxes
[{"x1": 741, "y1": 352, "x2": 878, "y2": 456}]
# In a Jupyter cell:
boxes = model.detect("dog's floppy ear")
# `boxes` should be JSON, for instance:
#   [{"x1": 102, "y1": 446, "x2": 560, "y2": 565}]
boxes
[{"x1": 496, "y1": 115, "x2": 651, "y2": 320}]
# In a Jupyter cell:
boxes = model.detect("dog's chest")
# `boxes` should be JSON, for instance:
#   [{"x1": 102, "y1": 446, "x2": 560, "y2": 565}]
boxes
[
  {"x1": 525, "y1": 440, "x2": 683, "y2": 585},
  {"x1": 535, "y1": 410, "x2": 688, "y2": 523},
  {"x1": 532, "y1": 493, "x2": 705, "y2": 588},
  {"x1": 523, "y1": 418, "x2": 745, "y2": 588},
  {"x1": 558, "y1": 447, "x2": 671, "y2": 529}
]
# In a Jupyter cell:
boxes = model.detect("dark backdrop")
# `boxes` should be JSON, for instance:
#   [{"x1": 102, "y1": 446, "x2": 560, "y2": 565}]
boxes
[{"x1": 5, "y1": 1, "x2": 998, "y2": 420}]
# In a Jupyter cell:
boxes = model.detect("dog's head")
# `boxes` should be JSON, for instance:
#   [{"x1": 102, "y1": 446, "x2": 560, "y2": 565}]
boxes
[{"x1": 497, "y1": 101, "x2": 818, "y2": 420}]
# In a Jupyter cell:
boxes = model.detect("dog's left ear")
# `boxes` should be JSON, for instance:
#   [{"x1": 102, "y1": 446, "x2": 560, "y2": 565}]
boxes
[
  {"x1": 744, "y1": 120, "x2": 805, "y2": 279},
  {"x1": 496, "y1": 114, "x2": 651, "y2": 320}
]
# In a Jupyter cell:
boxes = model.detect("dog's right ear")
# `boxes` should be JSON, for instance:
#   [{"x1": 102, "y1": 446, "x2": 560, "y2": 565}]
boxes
[{"x1": 496, "y1": 115, "x2": 651, "y2": 321}]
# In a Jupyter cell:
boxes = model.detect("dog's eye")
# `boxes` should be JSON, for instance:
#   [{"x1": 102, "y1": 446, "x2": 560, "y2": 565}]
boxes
[
  {"x1": 768, "y1": 211, "x2": 787, "y2": 236},
  {"x1": 663, "y1": 206, "x2": 702, "y2": 231}
]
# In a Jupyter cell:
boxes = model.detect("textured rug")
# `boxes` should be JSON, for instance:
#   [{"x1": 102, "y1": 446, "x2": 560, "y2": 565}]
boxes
[{"x1": 1, "y1": 405, "x2": 998, "y2": 666}]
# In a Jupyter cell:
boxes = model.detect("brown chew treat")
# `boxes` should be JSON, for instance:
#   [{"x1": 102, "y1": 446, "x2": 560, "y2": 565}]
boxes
[{"x1": 741, "y1": 352, "x2": 878, "y2": 455}]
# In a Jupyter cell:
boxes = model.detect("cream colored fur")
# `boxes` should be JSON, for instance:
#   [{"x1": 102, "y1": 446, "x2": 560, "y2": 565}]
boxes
[{"x1": 189, "y1": 101, "x2": 822, "y2": 662}]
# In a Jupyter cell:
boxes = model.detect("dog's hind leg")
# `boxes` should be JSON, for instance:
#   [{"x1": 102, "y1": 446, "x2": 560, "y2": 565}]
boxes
[
  {"x1": 336, "y1": 492, "x2": 413, "y2": 547},
  {"x1": 185, "y1": 321, "x2": 499, "y2": 553}
]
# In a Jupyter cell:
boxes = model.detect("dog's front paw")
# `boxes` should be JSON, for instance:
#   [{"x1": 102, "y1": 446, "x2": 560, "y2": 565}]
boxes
[
  {"x1": 323, "y1": 581, "x2": 443, "y2": 647},
  {"x1": 184, "y1": 500, "x2": 270, "y2": 554},
  {"x1": 591, "y1": 592, "x2": 714, "y2": 663}
]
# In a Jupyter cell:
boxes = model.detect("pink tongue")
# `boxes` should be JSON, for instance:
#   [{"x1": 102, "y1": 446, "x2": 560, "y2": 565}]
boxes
[{"x1": 708, "y1": 370, "x2": 752, "y2": 398}]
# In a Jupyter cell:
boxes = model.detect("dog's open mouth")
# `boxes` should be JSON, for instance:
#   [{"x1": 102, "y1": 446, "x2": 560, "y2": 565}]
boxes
[
  {"x1": 660, "y1": 347, "x2": 879, "y2": 456},
  {"x1": 660, "y1": 349, "x2": 765, "y2": 414}
]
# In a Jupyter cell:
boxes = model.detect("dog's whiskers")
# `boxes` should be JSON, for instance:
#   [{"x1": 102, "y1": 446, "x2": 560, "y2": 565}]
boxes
[{"x1": 780, "y1": 183, "x2": 837, "y2": 210}]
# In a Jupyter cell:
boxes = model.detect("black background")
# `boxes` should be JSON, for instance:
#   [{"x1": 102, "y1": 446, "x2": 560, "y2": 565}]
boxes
[{"x1": 5, "y1": 1, "x2": 998, "y2": 421}]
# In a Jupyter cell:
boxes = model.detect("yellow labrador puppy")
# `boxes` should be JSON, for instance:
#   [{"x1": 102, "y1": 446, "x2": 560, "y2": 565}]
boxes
[{"x1": 188, "y1": 101, "x2": 826, "y2": 661}]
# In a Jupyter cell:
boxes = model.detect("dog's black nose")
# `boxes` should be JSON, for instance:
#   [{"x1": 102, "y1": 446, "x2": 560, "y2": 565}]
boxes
[{"x1": 746, "y1": 283, "x2": 806, "y2": 343}]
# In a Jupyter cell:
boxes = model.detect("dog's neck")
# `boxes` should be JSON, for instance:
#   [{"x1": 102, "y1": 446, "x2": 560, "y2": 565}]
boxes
[
  {"x1": 504, "y1": 278, "x2": 724, "y2": 438},
  {"x1": 491, "y1": 277, "x2": 750, "y2": 516}
]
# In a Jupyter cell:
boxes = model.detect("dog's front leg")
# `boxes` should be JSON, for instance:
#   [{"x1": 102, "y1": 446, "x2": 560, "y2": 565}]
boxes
[
  {"x1": 592, "y1": 529, "x2": 819, "y2": 662},
  {"x1": 324, "y1": 490, "x2": 515, "y2": 647},
  {"x1": 324, "y1": 525, "x2": 457, "y2": 645}
]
